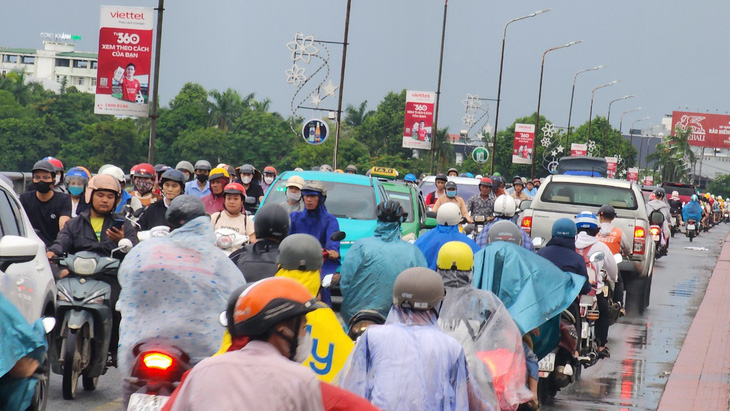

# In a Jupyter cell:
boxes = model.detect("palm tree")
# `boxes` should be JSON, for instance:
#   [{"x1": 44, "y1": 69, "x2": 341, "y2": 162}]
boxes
[
  {"x1": 344, "y1": 101, "x2": 373, "y2": 128},
  {"x1": 251, "y1": 97, "x2": 271, "y2": 113},
  {"x1": 208, "y1": 88, "x2": 245, "y2": 131},
  {"x1": 0, "y1": 70, "x2": 33, "y2": 105}
]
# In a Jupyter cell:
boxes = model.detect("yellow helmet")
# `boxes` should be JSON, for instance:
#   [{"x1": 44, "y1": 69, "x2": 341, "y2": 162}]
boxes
[
  {"x1": 436, "y1": 241, "x2": 474, "y2": 271},
  {"x1": 209, "y1": 167, "x2": 230, "y2": 181}
]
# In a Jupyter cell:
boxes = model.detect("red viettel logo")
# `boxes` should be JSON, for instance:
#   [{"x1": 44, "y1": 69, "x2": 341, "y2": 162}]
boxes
[
  {"x1": 411, "y1": 93, "x2": 430, "y2": 98},
  {"x1": 110, "y1": 11, "x2": 145, "y2": 20}
]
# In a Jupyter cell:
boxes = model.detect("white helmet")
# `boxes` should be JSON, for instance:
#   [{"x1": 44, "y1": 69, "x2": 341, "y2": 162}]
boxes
[
  {"x1": 493, "y1": 195, "x2": 516, "y2": 217},
  {"x1": 100, "y1": 165, "x2": 126, "y2": 184},
  {"x1": 437, "y1": 203, "x2": 462, "y2": 226}
]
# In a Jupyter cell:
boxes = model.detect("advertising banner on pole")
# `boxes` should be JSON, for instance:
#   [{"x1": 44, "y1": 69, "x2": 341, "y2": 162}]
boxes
[
  {"x1": 605, "y1": 157, "x2": 617, "y2": 178},
  {"x1": 643, "y1": 175, "x2": 654, "y2": 186},
  {"x1": 627, "y1": 167, "x2": 638, "y2": 182},
  {"x1": 402, "y1": 90, "x2": 435, "y2": 150},
  {"x1": 571, "y1": 143, "x2": 587, "y2": 156},
  {"x1": 512, "y1": 123, "x2": 534, "y2": 165},
  {"x1": 94, "y1": 5, "x2": 154, "y2": 117},
  {"x1": 671, "y1": 111, "x2": 730, "y2": 149}
]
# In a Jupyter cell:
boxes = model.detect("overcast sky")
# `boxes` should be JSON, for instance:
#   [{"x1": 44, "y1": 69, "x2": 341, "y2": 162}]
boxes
[{"x1": 3, "y1": 1, "x2": 729, "y2": 136}]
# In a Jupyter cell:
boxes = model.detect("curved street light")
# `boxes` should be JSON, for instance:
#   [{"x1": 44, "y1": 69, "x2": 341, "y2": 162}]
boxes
[
  {"x1": 491, "y1": 8, "x2": 551, "y2": 174},
  {"x1": 619, "y1": 107, "x2": 643, "y2": 135},
  {"x1": 587, "y1": 80, "x2": 619, "y2": 140},
  {"x1": 631, "y1": 116, "x2": 650, "y2": 167},
  {"x1": 605, "y1": 95, "x2": 634, "y2": 140},
  {"x1": 566, "y1": 65, "x2": 604, "y2": 146}
]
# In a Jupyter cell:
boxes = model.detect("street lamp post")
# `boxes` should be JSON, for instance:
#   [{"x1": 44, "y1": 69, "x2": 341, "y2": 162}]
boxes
[
  {"x1": 619, "y1": 107, "x2": 642, "y2": 136},
  {"x1": 490, "y1": 9, "x2": 551, "y2": 175},
  {"x1": 533, "y1": 40, "x2": 582, "y2": 178},
  {"x1": 630, "y1": 116, "x2": 650, "y2": 167},
  {"x1": 566, "y1": 65, "x2": 604, "y2": 146},
  {"x1": 605, "y1": 95, "x2": 633, "y2": 140},
  {"x1": 587, "y1": 80, "x2": 618, "y2": 140},
  {"x1": 429, "y1": 0, "x2": 449, "y2": 175}
]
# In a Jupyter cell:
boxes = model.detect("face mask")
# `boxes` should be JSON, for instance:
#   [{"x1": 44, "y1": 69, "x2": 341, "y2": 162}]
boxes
[
  {"x1": 293, "y1": 329, "x2": 313, "y2": 363},
  {"x1": 35, "y1": 181, "x2": 52, "y2": 194},
  {"x1": 134, "y1": 180, "x2": 154, "y2": 194},
  {"x1": 287, "y1": 191, "x2": 301, "y2": 202},
  {"x1": 68, "y1": 186, "x2": 84, "y2": 197},
  {"x1": 446, "y1": 190, "x2": 456, "y2": 198},
  {"x1": 264, "y1": 176, "x2": 274, "y2": 185},
  {"x1": 196, "y1": 173, "x2": 208, "y2": 183},
  {"x1": 55, "y1": 174, "x2": 61, "y2": 185},
  {"x1": 241, "y1": 176, "x2": 252, "y2": 185}
]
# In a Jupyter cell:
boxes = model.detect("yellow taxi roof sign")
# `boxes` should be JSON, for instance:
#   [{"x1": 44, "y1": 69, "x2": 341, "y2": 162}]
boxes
[{"x1": 368, "y1": 166, "x2": 399, "y2": 179}]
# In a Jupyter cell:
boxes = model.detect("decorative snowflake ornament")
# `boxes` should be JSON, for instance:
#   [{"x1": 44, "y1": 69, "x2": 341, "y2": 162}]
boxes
[
  {"x1": 462, "y1": 94, "x2": 482, "y2": 112},
  {"x1": 285, "y1": 64, "x2": 307, "y2": 87},
  {"x1": 286, "y1": 33, "x2": 319, "y2": 64},
  {"x1": 541, "y1": 123, "x2": 557, "y2": 138},
  {"x1": 541, "y1": 137, "x2": 552, "y2": 147},
  {"x1": 462, "y1": 114, "x2": 476, "y2": 128}
]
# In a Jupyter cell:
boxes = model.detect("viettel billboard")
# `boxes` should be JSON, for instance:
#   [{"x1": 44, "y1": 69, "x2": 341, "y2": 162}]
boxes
[{"x1": 671, "y1": 111, "x2": 730, "y2": 149}]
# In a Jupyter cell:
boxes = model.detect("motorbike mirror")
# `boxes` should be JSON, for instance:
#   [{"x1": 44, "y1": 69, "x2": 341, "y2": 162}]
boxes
[
  {"x1": 133, "y1": 207, "x2": 145, "y2": 218},
  {"x1": 321, "y1": 274, "x2": 334, "y2": 289},
  {"x1": 614, "y1": 253, "x2": 623, "y2": 264},
  {"x1": 115, "y1": 238, "x2": 134, "y2": 254},
  {"x1": 532, "y1": 237, "x2": 545, "y2": 247},
  {"x1": 589, "y1": 251, "x2": 605, "y2": 263},
  {"x1": 218, "y1": 311, "x2": 228, "y2": 327},
  {"x1": 244, "y1": 196, "x2": 257, "y2": 205},
  {"x1": 42, "y1": 317, "x2": 56, "y2": 333},
  {"x1": 330, "y1": 231, "x2": 346, "y2": 242}
]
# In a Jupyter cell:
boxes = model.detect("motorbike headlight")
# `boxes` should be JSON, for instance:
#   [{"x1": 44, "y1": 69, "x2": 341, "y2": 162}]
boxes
[
  {"x1": 73, "y1": 257, "x2": 98, "y2": 275},
  {"x1": 57, "y1": 288, "x2": 71, "y2": 302},
  {"x1": 84, "y1": 290, "x2": 106, "y2": 305}
]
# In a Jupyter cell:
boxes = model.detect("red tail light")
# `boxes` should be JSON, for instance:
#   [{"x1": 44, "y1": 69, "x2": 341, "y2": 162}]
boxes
[
  {"x1": 142, "y1": 352, "x2": 173, "y2": 371},
  {"x1": 649, "y1": 227, "x2": 660, "y2": 236},
  {"x1": 633, "y1": 226, "x2": 646, "y2": 255},
  {"x1": 521, "y1": 216, "x2": 532, "y2": 235}
]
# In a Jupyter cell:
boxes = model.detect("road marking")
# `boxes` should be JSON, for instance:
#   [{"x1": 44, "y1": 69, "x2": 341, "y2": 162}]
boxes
[{"x1": 90, "y1": 399, "x2": 123, "y2": 411}]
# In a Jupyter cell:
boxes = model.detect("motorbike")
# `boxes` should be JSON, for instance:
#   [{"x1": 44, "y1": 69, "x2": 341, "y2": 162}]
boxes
[
  {"x1": 537, "y1": 310, "x2": 580, "y2": 404},
  {"x1": 686, "y1": 219, "x2": 699, "y2": 242},
  {"x1": 724, "y1": 210, "x2": 730, "y2": 224},
  {"x1": 123, "y1": 339, "x2": 193, "y2": 411},
  {"x1": 648, "y1": 211, "x2": 667, "y2": 259},
  {"x1": 462, "y1": 215, "x2": 489, "y2": 242},
  {"x1": 214, "y1": 228, "x2": 249, "y2": 257},
  {"x1": 52, "y1": 240, "x2": 133, "y2": 400},
  {"x1": 576, "y1": 251, "x2": 605, "y2": 369},
  {"x1": 137, "y1": 225, "x2": 170, "y2": 241},
  {"x1": 670, "y1": 212, "x2": 680, "y2": 237}
]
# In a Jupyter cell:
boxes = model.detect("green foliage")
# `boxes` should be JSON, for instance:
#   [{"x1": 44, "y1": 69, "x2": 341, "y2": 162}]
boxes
[
  {"x1": 0, "y1": 117, "x2": 61, "y2": 170},
  {"x1": 708, "y1": 174, "x2": 730, "y2": 198},
  {"x1": 59, "y1": 119, "x2": 145, "y2": 171}
]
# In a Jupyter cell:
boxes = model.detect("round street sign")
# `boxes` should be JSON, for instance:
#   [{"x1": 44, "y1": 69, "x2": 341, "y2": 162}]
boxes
[
  {"x1": 302, "y1": 119, "x2": 329, "y2": 145},
  {"x1": 548, "y1": 160, "x2": 560, "y2": 174},
  {"x1": 472, "y1": 147, "x2": 489, "y2": 163}
]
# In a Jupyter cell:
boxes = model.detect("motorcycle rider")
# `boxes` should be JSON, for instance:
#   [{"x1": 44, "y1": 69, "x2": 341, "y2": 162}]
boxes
[
  {"x1": 231, "y1": 204, "x2": 290, "y2": 282},
  {"x1": 20, "y1": 160, "x2": 72, "y2": 247},
  {"x1": 99, "y1": 164, "x2": 144, "y2": 217},
  {"x1": 175, "y1": 160, "x2": 195, "y2": 182},
  {"x1": 137, "y1": 169, "x2": 186, "y2": 230},
  {"x1": 339, "y1": 267, "x2": 474, "y2": 410},
  {"x1": 236, "y1": 164, "x2": 264, "y2": 211},
  {"x1": 646, "y1": 188, "x2": 672, "y2": 250},
  {"x1": 537, "y1": 218, "x2": 591, "y2": 295},
  {"x1": 345, "y1": 164, "x2": 358, "y2": 174},
  {"x1": 510, "y1": 176, "x2": 531, "y2": 203},
  {"x1": 414, "y1": 202, "x2": 479, "y2": 270},
  {"x1": 130, "y1": 163, "x2": 160, "y2": 208},
  {"x1": 184, "y1": 160, "x2": 211, "y2": 199},
  {"x1": 282, "y1": 175, "x2": 305, "y2": 213},
  {"x1": 201, "y1": 167, "x2": 230, "y2": 215},
  {"x1": 433, "y1": 181, "x2": 472, "y2": 222},
  {"x1": 465, "y1": 177, "x2": 495, "y2": 220},
  {"x1": 117, "y1": 195, "x2": 244, "y2": 376},
  {"x1": 447, "y1": 167, "x2": 459, "y2": 177},
  {"x1": 261, "y1": 166, "x2": 277, "y2": 193},
  {"x1": 65, "y1": 166, "x2": 91, "y2": 217},
  {"x1": 475, "y1": 195, "x2": 534, "y2": 251},
  {"x1": 210, "y1": 182, "x2": 256, "y2": 245},
  {"x1": 425, "y1": 173, "x2": 448, "y2": 208},
  {"x1": 596, "y1": 204, "x2": 630, "y2": 309},
  {"x1": 339, "y1": 200, "x2": 428, "y2": 326},
  {"x1": 668, "y1": 191, "x2": 684, "y2": 227},
  {"x1": 436, "y1": 241, "x2": 532, "y2": 410},
  {"x1": 574, "y1": 211, "x2": 618, "y2": 359},
  {"x1": 491, "y1": 175, "x2": 507, "y2": 197},
  {"x1": 683, "y1": 194, "x2": 704, "y2": 234}
]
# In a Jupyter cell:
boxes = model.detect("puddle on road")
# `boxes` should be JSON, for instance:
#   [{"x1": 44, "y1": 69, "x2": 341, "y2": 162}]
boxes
[{"x1": 669, "y1": 277, "x2": 698, "y2": 298}]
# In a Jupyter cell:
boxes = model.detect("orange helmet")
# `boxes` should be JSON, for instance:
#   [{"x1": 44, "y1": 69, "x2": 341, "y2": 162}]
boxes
[
  {"x1": 228, "y1": 277, "x2": 324, "y2": 338},
  {"x1": 223, "y1": 182, "x2": 246, "y2": 197}
]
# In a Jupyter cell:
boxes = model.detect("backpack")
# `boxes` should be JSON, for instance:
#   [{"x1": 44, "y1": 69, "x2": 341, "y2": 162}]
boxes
[
  {"x1": 649, "y1": 210, "x2": 665, "y2": 225},
  {"x1": 232, "y1": 241, "x2": 280, "y2": 283},
  {"x1": 577, "y1": 246, "x2": 599, "y2": 288}
]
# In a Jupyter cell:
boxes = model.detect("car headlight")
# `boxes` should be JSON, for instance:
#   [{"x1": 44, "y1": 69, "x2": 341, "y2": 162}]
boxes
[{"x1": 72, "y1": 258, "x2": 98, "y2": 275}]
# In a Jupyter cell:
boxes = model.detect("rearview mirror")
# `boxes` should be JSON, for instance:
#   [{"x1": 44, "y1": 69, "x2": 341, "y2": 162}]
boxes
[
  {"x1": 519, "y1": 200, "x2": 532, "y2": 211},
  {"x1": 330, "y1": 231, "x2": 346, "y2": 242},
  {"x1": 321, "y1": 274, "x2": 334, "y2": 288},
  {"x1": 218, "y1": 311, "x2": 228, "y2": 327},
  {"x1": 421, "y1": 217, "x2": 438, "y2": 230},
  {"x1": 614, "y1": 254, "x2": 623, "y2": 264},
  {"x1": 532, "y1": 237, "x2": 545, "y2": 247},
  {"x1": 244, "y1": 196, "x2": 257, "y2": 205},
  {"x1": 0, "y1": 235, "x2": 39, "y2": 271},
  {"x1": 425, "y1": 211, "x2": 437, "y2": 219}
]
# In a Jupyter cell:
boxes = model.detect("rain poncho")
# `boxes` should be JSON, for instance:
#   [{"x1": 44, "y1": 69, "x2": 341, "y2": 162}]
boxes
[
  {"x1": 473, "y1": 242, "x2": 585, "y2": 359},
  {"x1": 682, "y1": 200, "x2": 703, "y2": 222},
  {"x1": 414, "y1": 224, "x2": 480, "y2": 270},
  {"x1": 117, "y1": 216, "x2": 245, "y2": 375},
  {"x1": 339, "y1": 306, "x2": 472, "y2": 411},
  {"x1": 340, "y1": 221, "x2": 427, "y2": 325},
  {"x1": 0, "y1": 292, "x2": 47, "y2": 411},
  {"x1": 438, "y1": 269, "x2": 533, "y2": 411}
]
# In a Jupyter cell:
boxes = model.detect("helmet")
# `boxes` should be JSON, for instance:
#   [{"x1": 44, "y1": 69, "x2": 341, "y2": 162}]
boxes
[
  {"x1": 65, "y1": 167, "x2": 91, "y2": 185},
  {"x1": 276, "y1": 233, "x2": 323, "y2": 271},
  {"x1": 43, "y1": 156, "x2": 63, "y2": 172},
  {"x1": 459, "y1": 173, "x2": 468, "y2": 177},
  {"x1": 154, "y1": 164, "x2": 169, "y2": 175},
  {"x1": 208, "y1": 167, "x2": 230, "y2": 182},
  {"x1": 486, "y1": 220, "x2": 523, "y2": 246},
  {"x1": 32, "y1": 160, "x2": 56, "y2": 174},
  {"x1": 286, "y1": 175, "x2": 305, "y2": 189},
  {"x1": 160, "y1": 169, "x2": 186, "y2": 187},
  {"x1": 512, "y1": 176, "x2": 524, "y2": 186},
  {"x1": 491, "y1": 175, "x2": 506, "y2": 188},
  {"x1": 194, "y1": 160, "x2": 212, "y2": 171},
  {"x1": 85, "y1": 174, "x2": 121, "y2": 203},
  {"x1": 347, "y1": 310, "x2": 386, "y2": 339},
  {"x1": 377, "y1": 200, "x2": 407, "y2": 223},
  {"x1": 597, "y1": 204, "x2": 617, "y2": 219},
  {"x1": 466, "y1": 172, "x2": 474, "y2": 178},
  {"x1": 133, "y1": 163, "x2": 155, "y2": 179},
  {"x1": 100, "y1": 165, "x2": 126, "y2": 184},
  {"x1": 254, "y1": 203, "x2": 290, "y2": 240},
  {"x1": 165, "y1": 195, "x2": 207, "y2": 229},
  {"x1": 493, "y1": 195, "x2": 516, "y2": 217},
  {"x1": 436, "y1": 203, "x2": 462, "y2": 226},
  {"x1": 653, "y1": 188, "x2": 666, "y2": 198},
  {"x1": 392, "y1": 267, "x2": 445, "y2": 311},
  {"x1": 175, "y1": 161, "x2": 195, "y2": 175},
  {"x1": 447, "y1": 167, "x2": 458, "y2": 175},
  {"x1": 436, "y1": 241, "x2": 474, "y2": 271},
  {"x1": 301, "y1": 181, "x2": 326, "y2": 197},
  {"x1": 435, "y1": 173, "x2": 448, "y2": 183},
  {"x1": 705, "y1": 193, "x2": 711, "y2": 199},
  {"x1": 444, "y1": 181, "x2": 457, "y2": 191},
  {"x1": 320, "y1": 164, "x2": 333, "y2": 172},
  {"x1": 478, "y1": 177, "x2": 492, "y2": 187},
  {"x1": 575, "y1": 211, "x2": 599, "y2": 230},
  {"x1": 229, "y1": 277, "x2": 323, "y2": 338},
  {"x1": 263, "y1": 166, "x2": 277, "y2": 175},
  {"x1": 551, "y1": 218, "x2": 577, "y2": 238},
  {"x1": 691, "y1": 194, "x2": 698, "y2": 201},
  {"x1": 404, "y1": 174, "x2": 417, "y2": 183},
  {"x1": 345, "y1": 164, "x2": 358, "y2": 173},
  {"x1": 223, "y1": 182, "x2": 246, "y2": 197},
  {"x1": 238, "y1": 164, "x2": 255, "y2": 175}
]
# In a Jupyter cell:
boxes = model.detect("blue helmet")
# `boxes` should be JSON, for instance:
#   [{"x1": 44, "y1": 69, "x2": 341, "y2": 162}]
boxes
[
  {"x1": 575, "y1": 211, "x2": 599, "y2": 230},
  {"x1": 691, "y1": 194, "x2": 698, "y2": 201},
  {"x1": 404, "y1": 173, "x2": 417, "y2": 183},
  {"x1": 552, "y1": 218, "x2": 577, "y2": 238},
  {"x1": 65, "y1": 166, "x2": 90, "y2": 183},
  {"x1": 466, "y1": 172, "x2": 474, "y2": 178}
]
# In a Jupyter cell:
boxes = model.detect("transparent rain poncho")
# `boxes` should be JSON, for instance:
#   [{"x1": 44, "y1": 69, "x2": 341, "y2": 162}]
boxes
[{"x1": 117, "y1": 216, "x2": 245, "y2": 374}]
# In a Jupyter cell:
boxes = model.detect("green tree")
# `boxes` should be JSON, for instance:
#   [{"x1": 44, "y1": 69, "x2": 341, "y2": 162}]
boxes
[
  {"x1": 0, "y1": 117, "x2": 61, "y2": 170},
  {"x1": 344, "y1": 101, "x2": 373, "y2": 128},
  {"x1": 155, "y1": 83, "x2": 210, "y2": 163},
  {"x1": 208, "y1": 89, "x2": 250, "y2": 131},
  {"x1": 708, "y1": 174, "x2": 730, "y2": 198},
  {"x1": 170, "y1": 127, "x2": 229, "y2": 165},
  {"x1": 355, "y1": 90, "x2": 408, "y2": 158},
  {"x1": 646, "y1": 126, "x2": 695, "y2": 183},
  {"x1": 0, "y1": 90, "x2": 33, "y2": 119},
  {"x1": 59, "y1": 119, "x2": 145, "y2": 171}
]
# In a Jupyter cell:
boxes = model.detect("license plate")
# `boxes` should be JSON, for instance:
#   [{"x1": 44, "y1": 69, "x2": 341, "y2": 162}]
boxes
[
  {"x1": 538, "y1": 353, "x2": 555, "y2": 372},
  {"x1": 128, "y1": 393, "x2": 169, "y2": 411},
  {"x1": 687, "y1": 224, "x2": 695, "y2": 230},
  {"x1": 651, "y1": 234, "x2": 660, "y2": 241}
]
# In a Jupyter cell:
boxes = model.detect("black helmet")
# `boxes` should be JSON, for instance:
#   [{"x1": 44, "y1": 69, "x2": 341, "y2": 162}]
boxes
[
  {"x1": 444, "y1": 181, "x2": 457, "y2": 191},
  {"x1": 165, "y1": 195, "x2": 207, "y2": 229},
  {"x1": 597, "y1": 204, "x2": 616, "y2": 219},
  {"x1": 238, "y1": 164, "x2": 255, "y2": 175},
  {"x1": 160, "y1": 169, "x2": 186, "y2": 188},
  {"x1": 32, "y1": 160, "x2": 56, "y2": 175},
  {"x1": 491, "y1": 175, "x2": 506, "y2": 188},
  {"x1": 653, "y1": 187, "x2": 666, "y2": 198},
  {"x1": 377, "y1": 200, "x2": 407, "y2": 223},
  {"x1": 435, "y1": 173, "x2": 448, "y2": 182},
  {"x1": 486, "y1": 220, "x2": 523, "y2": 246},
  {"x1": 254, "y1": 204, "x2": 291, "y2": 241},
  {"x1": 347, "y1": 309, "x2": 386, "y2": 340},
  {"x1": 276, "y1": 233, "x2": 323, "y2": 271},
  {"x1": 194, "y1": 160, "x2": 212, "y2": 171}
]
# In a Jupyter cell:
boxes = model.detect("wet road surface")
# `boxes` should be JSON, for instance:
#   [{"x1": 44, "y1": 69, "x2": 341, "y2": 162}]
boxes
[{"x1": 543, "y1": 224, "x2": 728, "y2": 411}]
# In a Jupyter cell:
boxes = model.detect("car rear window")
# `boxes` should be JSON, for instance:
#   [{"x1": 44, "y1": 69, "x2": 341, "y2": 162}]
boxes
[
  {"x1": 384, "y1": 190, "x2": 415, "y2": 223},
  {"x1": 420, "y1": 181, "x2": 480, "y2": 201},
  {"x1": 540, "y1": 182, "x2": 638, "y2": 210},
  {"x1": 662, "y1": 183, "x2": 696, "y2": 197},
  {"x1": 267, "y1": 179, "x2": 377, "y2": 220}
]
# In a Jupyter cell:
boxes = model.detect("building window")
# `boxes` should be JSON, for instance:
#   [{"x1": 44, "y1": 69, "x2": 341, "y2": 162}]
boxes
[
  {"x1": 73, "y1": 60, "x2": 88, "y2": 69},
  {"x1": 91, "y1": 78, "x2": 97, "y2": 87},
  {"x1": 77, "y1": 77, "x2": 84, "y2": 86},
  {"x1": 91, "y1": 61, "x2": 98, "y2": 69},
  {"x1": 2, "y1": 55, "x2": 18, "y2": 63},
  {"x1": 21, "y1": 56, "x2": 35, "y2": 64},
  {"x1": 55, "y1": 58, "x2": 70, "y2": 67}
]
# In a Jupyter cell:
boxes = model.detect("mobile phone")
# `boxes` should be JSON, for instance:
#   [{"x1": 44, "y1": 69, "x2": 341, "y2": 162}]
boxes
[{"x1": 111, "y1": 218, "x2": 125, "y2": 230}]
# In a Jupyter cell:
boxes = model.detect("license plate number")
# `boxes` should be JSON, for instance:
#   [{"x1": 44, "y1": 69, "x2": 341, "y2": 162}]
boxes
[
  {"x1": 687, "y1": 224, "x2": 695, "y2": 230},
  {"x1": 538, "y1": 353, "x2": 555, "y2": 372},
  {"x1": 128, "y1": 393, "x2": 169, "y2": 411},
  {"x1": 651, "y1": 234, "x2": 660, "y2": 241}
]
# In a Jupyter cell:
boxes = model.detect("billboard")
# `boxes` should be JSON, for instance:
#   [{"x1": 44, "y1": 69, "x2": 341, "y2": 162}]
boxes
[
  {"x1": 605, "y1": 157, "x2": 617, "y2": 179},
  {"x1": 671, "y1": 111, "x2": 730, "y2": 149},
  {"x1": 402, "y1": 90, "x2": 435, "y2": 150},
  {"x1": 571, "y1": 143, "x2": 587, "y2": 156},
  {"x1": 627, "y1": 167, "x2": 638, "y2": 182},
  {"x1": 643, "y1": 175, "x2": 654, "y2": 186},
  {"x1": 94, "y1": 5, "x2": 154, "y2": 117},
  {"x1": 512, "y1": 123, "x2": 534, "y2": 165}
]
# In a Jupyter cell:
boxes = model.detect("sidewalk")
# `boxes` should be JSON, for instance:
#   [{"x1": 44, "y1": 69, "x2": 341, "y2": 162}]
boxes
[{"x1": 658, "y1": 233, "x2": 730, "y2": 410}]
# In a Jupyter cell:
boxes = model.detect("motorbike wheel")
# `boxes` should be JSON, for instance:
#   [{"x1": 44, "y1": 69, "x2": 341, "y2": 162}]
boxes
[
  {"x1": 689, "y1": 233, "x2": 694, "y2": 242},
  {"x1": 626, "y1": 277, "x2": 647, "y2": 316},
  {"x1": 537, "y1": 378, "x2": 551, "y2": 405},
  {"x1": 29, "y1": 360, "x2": 50, "y2": 411},
  {"x1": 82, "y1": 375, "x2": 98, "y2": 391},
  {"x1": 62, "y1": 332, "x2": 81, "y2": 400}
]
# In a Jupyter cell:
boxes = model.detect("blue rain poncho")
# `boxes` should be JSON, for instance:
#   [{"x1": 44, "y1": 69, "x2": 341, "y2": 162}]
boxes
[
  {"x1": 438, "y1": 269, "x2": 533, "y2": 411},
  {"x1": 339, "y1": 307, "x2": 473, "y2": 411},
  {"x1": 414, "y1": 224, "x2": 480, "y2": 270},
  {"x1": 117, "y1": 216, "x2": 245, "y2": 375},
  {"x1": 339, "y1": 221, "x2": 427, "y2": 326},
  {"x1": 472, "y1": 242, "x2": 585, "y2": 359},
  {"x1": 0, "y1": 292, "x2": 47, "y2": 410}
]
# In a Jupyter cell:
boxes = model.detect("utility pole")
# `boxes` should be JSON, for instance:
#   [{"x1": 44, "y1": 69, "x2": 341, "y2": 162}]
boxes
[
  {"x1": 147, "y1": 0, "x2": 164, "y2": 164},
  {"x1": 332, "y1": 0, "x2": 352, "y2": 170},
  {"x1": 430, "y1": 0, "x2": 449, "y2": 175}
]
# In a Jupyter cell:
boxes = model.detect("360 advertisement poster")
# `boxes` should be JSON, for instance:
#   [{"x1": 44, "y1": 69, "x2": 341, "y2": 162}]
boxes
[
  {"x1": 402, "y1": 90, "x2": 435, "y2": 150},
  {"x1": 512, "y1": 123, "x2": 534, "y2": 165}
]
